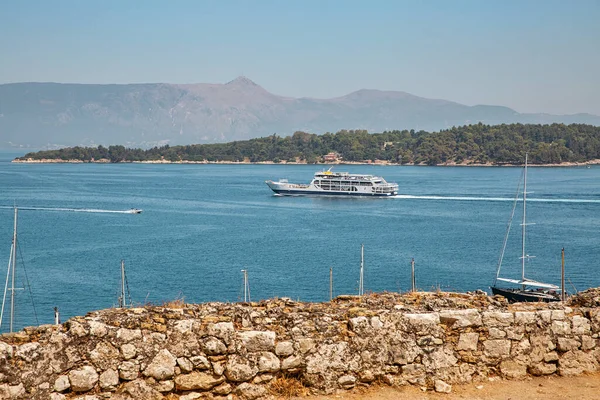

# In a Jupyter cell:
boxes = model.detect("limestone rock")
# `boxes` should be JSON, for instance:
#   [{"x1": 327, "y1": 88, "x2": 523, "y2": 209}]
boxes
[
  {"x1": 207, "y1": 321, "x2": 235, "y2": 341},
  {"x1": 89, "y1": 321, "x2": 109, "y2": 337},
  {"x1": 202, "y1": 336, "x2": 227, "y2": 355},
  {"x1": 338, "y1": 374, "x2": 356, "y2": 389},
  {"x1": 483, "y1": 311, "x2": 514, "y2": 327},
  {"x1": 213, "y1": 382, "x2": 232, "y2": 395},
  {"x1": 282, "y1": 355, "x2": 303, "y2": 370},
  {"x1": 238, "y1": 331, "x2": 276, "y2": 352},
  {"x1": 116, "y1": 328, "x2": 142, "y2": 343},
  {"x1": 99, "y1": 369, "x2": 119, "y2": 390},
  {"x1": 457, "y1": 333, "x2": 479, "y2": 351},
  {"x1": 69, "y1": 366, "x2": 99, "y2": 392},
  {"x1": 54, "y1": 375, "x2": 70, "y2": 392},
  {"x1": 190, "y1": 355, "x2": 211, "y2": 370},
  {"x1": 257, "y1": 351, "x2": 280, "y2": 372},
  {"x1": 113, "y1": 379, "x2": 163, "y2": 400},
  {"x1": 529, "y1": 363, "x2": 557, "y2": 376},
  {"x1": 174, "y1": 371, "x2": 225, "y2": 391},
  {"x1": 119, "y1": 361, "x2": 140, "y2": 381},
  {"x1": 143, "y1": 349, "x2": 177, "y2": 380},
  {"x1": 234, "y1": 382, "x2": 268, "y2": 400},
  {"x1": 275, "y1": 341, "x2": 294, "y2": 356},
  {"x1": 89, "y1": 341, "x2": 120, "y2": 370},
  {"x1": 434, "y1": 379, "x2": 452, "y2": 393},
  {"x1": 177, "y1": 357, "x2": 194, "y2": 373},
  {"x1": 483, "y1": 340, "x2": 511, "y2": 358},
  {"x1": 154, "y1": 380, "x2": 174, "y2": 393},
  {"x1": 225, "y1": 355, "x2": 258, "y2": 382},
  {"x1": 439, "y1": 309, "x2": 482, "y2": 328},
  {"x1": 121, "y1": 343, "x2": 137, "y2": 360},
  {"x1": 558, "y1": 350, "x2": 599, "y2": 376},
  {"x1": 500, "y1": 360, "x2": 527, "y2": 378},
  {"x1": 0, "y1": 383, "x2": 25, "y2": 399}
]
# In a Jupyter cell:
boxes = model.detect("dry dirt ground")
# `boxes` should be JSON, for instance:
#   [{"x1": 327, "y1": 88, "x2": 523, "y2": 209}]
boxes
[{"x1": 286, "y1": 373, "x2": 600, "y2": 400}]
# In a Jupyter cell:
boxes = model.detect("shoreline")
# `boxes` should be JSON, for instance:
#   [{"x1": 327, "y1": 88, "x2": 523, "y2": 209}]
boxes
[{"x1": 11, "y1": 158, "x2": 600, "y2": 167}]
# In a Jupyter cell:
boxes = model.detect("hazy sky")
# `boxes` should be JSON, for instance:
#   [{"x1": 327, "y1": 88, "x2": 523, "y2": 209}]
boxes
[{"x1": 1, "y1": 0, "x2": 599, "y2": 115}]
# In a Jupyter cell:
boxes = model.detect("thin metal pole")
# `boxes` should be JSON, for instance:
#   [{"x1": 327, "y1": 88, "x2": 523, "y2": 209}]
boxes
[
  {"x1": 10, "y1": 207, "x2": 17, "y2": 333},
  {"x1": 411, "y1": 258, "x2": 415, "y2": 292},
  {"x1": 0, "y1": 243, "x2": 13, "y2": 331},
  {"x1": 241, "y1": 269, "x2": 248, "y2": 302},
  {"x1": 329, "y1": 267, "x2": 333, "y2": 301},
  {"x1": 561, "y1": 248, "x2": 565, "y2": 301},
  {"x1": 119, "y1": 260, "x2": 126, "y2": 308},
  {"x1": 521, "y1": 153, "x2": 528, "y2": 290},
  {"x1": 359, "y1": 244, "x2": 364, "y2": 296}
]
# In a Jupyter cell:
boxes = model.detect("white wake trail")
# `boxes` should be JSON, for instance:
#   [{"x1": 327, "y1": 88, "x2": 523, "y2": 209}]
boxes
[
  {"x1": 0, "y1": 206, "x2": 141, "y2": 213},
  {"x1": 393, "y1": 195, "x2": 600, "y2": 204}
]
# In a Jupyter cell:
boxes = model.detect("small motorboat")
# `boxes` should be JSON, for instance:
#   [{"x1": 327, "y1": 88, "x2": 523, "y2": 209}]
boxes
[{"x1": 129, "y1": 208, "x2": 142, "y2": 214}]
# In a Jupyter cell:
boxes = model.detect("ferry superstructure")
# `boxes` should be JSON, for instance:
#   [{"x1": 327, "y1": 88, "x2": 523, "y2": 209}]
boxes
[{"x1": 265, "y1": 169, "x2": 398, "y2": 197}]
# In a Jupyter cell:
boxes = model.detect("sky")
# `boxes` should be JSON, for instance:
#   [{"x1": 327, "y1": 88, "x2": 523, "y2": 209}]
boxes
[{"x1": 0, "y1": 0, "x2": 599, "y2": 115}]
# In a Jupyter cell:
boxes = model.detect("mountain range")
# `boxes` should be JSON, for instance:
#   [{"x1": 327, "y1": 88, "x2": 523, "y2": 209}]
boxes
[{"x1": 1, "y1": 76, "x2": 599, "y2": 149}]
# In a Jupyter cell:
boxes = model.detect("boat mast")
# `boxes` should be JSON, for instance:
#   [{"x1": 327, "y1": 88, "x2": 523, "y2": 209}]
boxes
[
  {"x1": 119, "y1": 260, "x2": 126, "y2": 308},
  {"x1": 241, "y1": 269, "x2": 249, "y2": 302},
  {"x1": 10, "y1": 207, "x2": 17, "y2": 333},
  {"x1": 561, "y1": 248, "x2": 565, "y2": 301},
  {"x1": 359, "y1": 244, "x2": 364, "y2": 296},
  {"x1": 521, "y1": 154, "x2": 528, "y2": 290},
  {"x1": 411, "y1": 258, "x2": 416, "y2": 292},
  {"x1": 329, "y1": 267, "x2": 333, "y2": 301}
]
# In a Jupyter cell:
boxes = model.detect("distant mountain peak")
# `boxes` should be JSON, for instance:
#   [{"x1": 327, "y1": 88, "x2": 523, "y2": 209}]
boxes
[{"x1": 226, "y1": 76, "x2": 258, "y2": 87}]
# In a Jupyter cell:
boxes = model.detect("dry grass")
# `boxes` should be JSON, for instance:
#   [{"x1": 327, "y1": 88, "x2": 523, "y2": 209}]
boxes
[
  {"x1": 269, "y1": 375, "x2": 308, "y2": 398},
  {"x1": 161, "y1": 293, "x2": 186, "y2": 309}
]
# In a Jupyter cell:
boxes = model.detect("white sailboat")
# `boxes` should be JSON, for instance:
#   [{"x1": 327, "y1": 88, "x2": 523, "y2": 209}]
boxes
[{"x1": 491, "y1": 154, "x2": 561, "y2": 302}]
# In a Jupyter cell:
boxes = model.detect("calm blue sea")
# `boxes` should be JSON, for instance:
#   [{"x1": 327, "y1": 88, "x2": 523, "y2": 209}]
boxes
[{"x1": 1, "y1": 151, "x2": 599, "y2": 331}]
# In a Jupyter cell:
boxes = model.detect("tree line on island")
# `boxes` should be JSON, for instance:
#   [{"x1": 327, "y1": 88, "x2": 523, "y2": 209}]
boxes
[{"x1": 18, "y1": 123, "x2": 600, "y2": 165}]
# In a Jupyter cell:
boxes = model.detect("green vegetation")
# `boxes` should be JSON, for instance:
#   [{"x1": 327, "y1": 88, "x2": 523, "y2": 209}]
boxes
[{"x1": 17, "y1": 123, "x2": 600, "y2": 165}]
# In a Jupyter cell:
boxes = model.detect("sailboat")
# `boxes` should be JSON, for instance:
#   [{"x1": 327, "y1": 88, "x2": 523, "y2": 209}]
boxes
[{"x1": 491, "y1": 154, "x2": 561, "y2": 302}]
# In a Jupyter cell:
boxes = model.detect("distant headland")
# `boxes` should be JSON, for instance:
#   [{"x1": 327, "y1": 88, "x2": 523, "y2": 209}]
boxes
[{"x1": 12, "y1": 123, "x2": 600, "y2": 167}]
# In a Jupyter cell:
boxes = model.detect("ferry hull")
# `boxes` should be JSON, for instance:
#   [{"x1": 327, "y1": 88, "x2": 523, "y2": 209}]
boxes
[{"x1": 270, "y1": 188, "x2": 396, "y2": 197}]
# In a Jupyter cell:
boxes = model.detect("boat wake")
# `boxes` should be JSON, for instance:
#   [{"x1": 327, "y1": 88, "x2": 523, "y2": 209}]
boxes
[
  {"x1": 393, "y1": 195, "x2": 600, "y2": 204},
  {"x1": 0, "y1": 206, "x2": 142, "y2": 213}
]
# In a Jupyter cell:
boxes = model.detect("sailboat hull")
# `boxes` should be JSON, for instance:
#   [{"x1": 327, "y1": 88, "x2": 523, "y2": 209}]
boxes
[{"x1": 491, "y1": 286, "x2": 560, "y2": 303}]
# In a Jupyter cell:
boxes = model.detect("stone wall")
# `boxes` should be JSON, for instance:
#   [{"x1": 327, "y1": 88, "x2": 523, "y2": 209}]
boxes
[{"x1": 1, "y1": 291, "x2": 599, "y2": 399}]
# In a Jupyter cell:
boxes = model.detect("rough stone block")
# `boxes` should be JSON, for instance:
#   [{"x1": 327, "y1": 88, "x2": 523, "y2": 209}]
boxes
[
  {"x1": 174, "y1": 371, "x2": 224, "y2": 391},
  {"x1": 439, "y1": 309, "x2": 482, "y2": 328},
  {"x1": 275, "y1": 341, "x2": 294, "y2": 356},
  {"x1": 434, "y1": 379, "x2": 452, "y2": 393},
  {"x1": 483, "y1": 340, "x2": 511, "y2": 358},
  {"x1": 483, "y1": 312, "x2": 514, "y2": 327},
  {"x1": 457, "y1": 333, "x2": 479, "y2": 351},
  {"x1": 143, "y1": 349, "x2": 177, "y2": 380},
  {"x1": 237, "y1": 331, "x2": 276, "y2": 352},
  {"x1": 53, "y1": 375, "x2": 70, "y2": 392},
  {"x1": 69, "y1": 366, "x2": 99, "y2": 392}
]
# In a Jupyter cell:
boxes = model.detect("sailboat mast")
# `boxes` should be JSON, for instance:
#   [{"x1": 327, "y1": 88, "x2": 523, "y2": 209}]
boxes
[
  {"x1": 119, "y1": 260, "x2": 126, "y2": 308},
  {"x1": 359, "y1": 244, "x2": 364, "y2": 296},
  {"x1": 521, "y1": 154, "x2": 528, "y2": 290},
  {"x1": 561, "y1": 248, "x2": 565, "y2": 301},
  {"x1": 9, "y1": 207, "x2": 18, "y2": 333}
]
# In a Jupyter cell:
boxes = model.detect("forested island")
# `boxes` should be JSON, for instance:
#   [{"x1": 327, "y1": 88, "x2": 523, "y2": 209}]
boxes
[{"x1": 14, "y1": 123, "x2": 600, "y2": 165}]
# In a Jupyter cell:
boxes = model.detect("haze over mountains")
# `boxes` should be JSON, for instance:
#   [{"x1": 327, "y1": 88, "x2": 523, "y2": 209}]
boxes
[{"x1": 1, "y1": 76, "x2": 599, "y2": 149}]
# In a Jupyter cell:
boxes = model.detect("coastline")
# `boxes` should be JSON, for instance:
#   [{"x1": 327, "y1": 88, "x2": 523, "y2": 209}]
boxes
[{"x1": 11, "y1": 157, "x2": 600, "y2": 167}]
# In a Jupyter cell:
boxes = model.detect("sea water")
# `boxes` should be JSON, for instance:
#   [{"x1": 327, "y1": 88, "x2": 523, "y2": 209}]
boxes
[{"x1": 1, "y1": 151, "x2": 599, "y2": 331}]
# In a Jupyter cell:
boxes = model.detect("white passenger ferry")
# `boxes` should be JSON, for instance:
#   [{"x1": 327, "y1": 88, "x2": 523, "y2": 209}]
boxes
[{"x1": 265, "y1": 168, "x2": 398, "y2": 197}]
